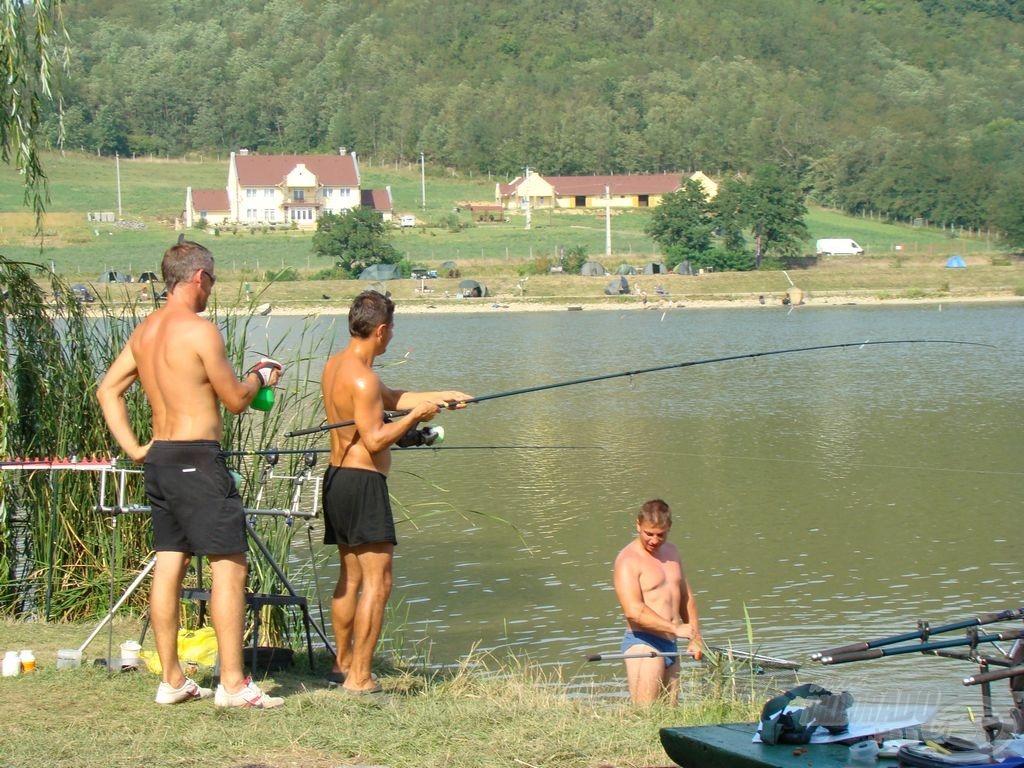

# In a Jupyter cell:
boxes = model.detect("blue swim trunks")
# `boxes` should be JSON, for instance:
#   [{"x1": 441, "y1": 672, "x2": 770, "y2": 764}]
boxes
[{"x1": 621, "y1": 629, "x2": 679, "y2": 668}]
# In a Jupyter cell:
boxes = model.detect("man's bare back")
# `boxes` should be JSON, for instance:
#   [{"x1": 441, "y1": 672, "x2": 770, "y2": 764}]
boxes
[
  {"x1": 322, "y1": 347, "x2": 393, "y2": 475},
  {"x1": 130, "y1": 305, "x2": 227, "y2": 442}
]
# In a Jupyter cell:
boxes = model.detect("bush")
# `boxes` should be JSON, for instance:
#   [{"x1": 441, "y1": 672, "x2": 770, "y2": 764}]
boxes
[{"x1": 265, "y1": 267, "x2": 299, "y2": 282}]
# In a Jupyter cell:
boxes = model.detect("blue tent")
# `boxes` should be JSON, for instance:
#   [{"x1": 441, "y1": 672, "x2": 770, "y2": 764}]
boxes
[{"x1": 945, "y1": 255, "x2": 966, "y2": 269}]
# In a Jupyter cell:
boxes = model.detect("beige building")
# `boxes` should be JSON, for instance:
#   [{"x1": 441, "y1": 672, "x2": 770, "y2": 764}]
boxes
[
  {"x1": 185, "y1": 149, "x2": 393, "y2": 229},
  {"x1": 496, "y1": 170, "x2": 717, "y2": 212}
]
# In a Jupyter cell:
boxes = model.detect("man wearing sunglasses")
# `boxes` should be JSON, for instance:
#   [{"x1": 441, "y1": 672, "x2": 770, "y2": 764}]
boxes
[{"x1": 97, "y1": 237, "x2": 284, "y2": 709}]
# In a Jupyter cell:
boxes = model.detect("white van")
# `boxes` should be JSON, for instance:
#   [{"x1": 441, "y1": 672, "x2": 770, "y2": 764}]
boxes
[
  {"x1": 399, "y1": 215, "x2": 417, "y2": 228},
  {"x1": 816, "y1": 238, "x2": 864, "y2": 256}
]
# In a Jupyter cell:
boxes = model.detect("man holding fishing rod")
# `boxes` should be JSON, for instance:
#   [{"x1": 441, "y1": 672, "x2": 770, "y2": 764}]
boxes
[
  {"x1": 614, "y1": 499, "x2": 702, "y2": 704},
  {"x1": 321, "y1": 290, "x2": 471, "y2": 694},
  {"x1": 97, "y1": 237, "x2": 285, "y2": 709}
]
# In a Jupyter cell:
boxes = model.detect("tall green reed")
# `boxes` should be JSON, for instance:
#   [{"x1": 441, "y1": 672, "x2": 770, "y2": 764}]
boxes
[
  {"x1": 0, "y1": 257, "x2": 151, "y2": 620},
  {"x1": 0, "y1": 259, "x2": 339, "y2": 649}
]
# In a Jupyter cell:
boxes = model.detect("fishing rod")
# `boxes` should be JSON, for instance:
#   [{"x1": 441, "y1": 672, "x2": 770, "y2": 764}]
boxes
[
  {"x1": 224, "y1": 445, "x2": 602, "y2": 458},
  {"x1": 820, "y1": 629, "x2": 1024, "y2": 665},
  {"x1": 811, "y1": 608, "x2": 1024, "y2": 660},
  {"x1": 285, "y1": 338, "x2": 992, "y2": 438},
  {"x1": 586, "y1": 645, "x2": 801, "y2": 670}
]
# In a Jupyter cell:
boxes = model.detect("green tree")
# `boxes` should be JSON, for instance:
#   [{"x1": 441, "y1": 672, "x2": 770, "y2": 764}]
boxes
[
  {"x1": 714, "y1": 165, "x2": 809, "y2": 267},
  {"x1": 312, "y1": 208, "x2": 399, "y2": 278},
  {"x1": 0, "y1": 0, "x2": 69, "y2": 225},
  {"x1": 645, "y1": 178, "x2": 715, "y2": 268},
  {"x1": 989, "y1": 165, "x2": 1024, "y2": 249}
]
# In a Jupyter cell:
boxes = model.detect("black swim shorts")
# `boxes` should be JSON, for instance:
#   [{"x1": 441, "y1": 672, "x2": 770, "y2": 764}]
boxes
[
  {"x1": 144, "y1": 440, "x2": 246, "y2": 555},
  {"x1": 322, "y1": 466, "x2": 397, "y2": 547}
]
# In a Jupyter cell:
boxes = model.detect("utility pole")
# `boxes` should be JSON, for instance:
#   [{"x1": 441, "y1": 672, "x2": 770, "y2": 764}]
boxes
[
  {"x1": 115, "y1": 152, "x2": 122, "y2": 219},
  {"x1": 605, "y1": 185, "x2": 611, "y2": 256},
  {"x1": 523, "y1": 166, "x2": 531, "y2": 230},
  {"x1": 420, "y1": 152, "x2": 426, "y2": 210}
]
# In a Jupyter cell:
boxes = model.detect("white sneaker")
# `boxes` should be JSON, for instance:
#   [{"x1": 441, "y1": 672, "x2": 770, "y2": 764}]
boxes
[
  {"x1": 214, "y1": 676, "x2": 284, "y2": 709},
  {"x1": 155, "y1": 677, "x2": 212, "y2": 705}
]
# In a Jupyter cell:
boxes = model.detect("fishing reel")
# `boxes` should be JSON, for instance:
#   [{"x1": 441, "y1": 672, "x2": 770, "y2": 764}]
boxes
[{"x1": 397, "y1": 425, "x2": 445, "y2": 448}]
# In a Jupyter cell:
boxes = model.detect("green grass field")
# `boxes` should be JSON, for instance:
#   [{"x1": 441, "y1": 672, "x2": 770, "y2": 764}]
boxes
[{"x1": 0, "y1": 151, "x2": 1013, "y2": 293}]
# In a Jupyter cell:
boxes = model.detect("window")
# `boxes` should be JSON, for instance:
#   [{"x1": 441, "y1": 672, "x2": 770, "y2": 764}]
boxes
[
  {"x1": 293, "y1": 190, "x2": 305, "y2": 202},
  {"x1": 339, "y1": 188, "x2": 351, "y2": 199},
  {"x1": 264, "y1": 209, "x2": 277, "y2": 222},
  {"x1": 322, "y1": 188, "x2": 333, "y2": 198},
  {"x1": 265, "y1": 188, "x2": 275, "y2": 197},
  {"x1": 289, "y1": 208, "x2": 313, "y2": 222},
  {"x1": 245, "y1": 208, "x2": 258, "y2": 220},
  {"x1": 246, "y1": 188, "x2": 257, "y2": 198}
]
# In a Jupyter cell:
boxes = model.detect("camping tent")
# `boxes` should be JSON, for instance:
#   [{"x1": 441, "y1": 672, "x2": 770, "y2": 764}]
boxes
[
  {"x1": 580, "y1": 261, "x2": 607, "y2": 276},
  {"x1": 674, "y1": 261, "x2": 695, "y2": 276},
  {"x1": 458, "y1": 278, "x2": 487, "y2": 298},
  {"x1": 358, "y1": 263, "x2": 402, "y2": 281},
  {"x1": 616, "y1": 264, "x2": 637, "y2": 275},
  {"x1": 604, "y1": 276, "x2": 630, "y2": 295},
  {"x1": 945, "y1": 255, "x2": 967, "y2": 269},
  {"x1": 440, "y1": 260, "x2": 460, "y2": 278},
  {"x1": 642, "y1": 261, "x2": 668, "y2": 275}
]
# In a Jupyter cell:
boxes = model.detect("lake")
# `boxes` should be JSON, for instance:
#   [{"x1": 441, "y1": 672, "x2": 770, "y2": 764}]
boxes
[{"x1": 263, "y1": 301, "x2": 1022, "y2": 735}]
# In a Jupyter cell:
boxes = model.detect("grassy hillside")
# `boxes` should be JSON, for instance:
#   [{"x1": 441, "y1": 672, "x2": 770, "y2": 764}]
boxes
[{"x1": 0, "y1": 152, "x2": 1015, "y2": 305}]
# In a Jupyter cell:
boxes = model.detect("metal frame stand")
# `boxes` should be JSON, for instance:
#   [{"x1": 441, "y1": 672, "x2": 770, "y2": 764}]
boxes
[{"x1": 81, "y1": 461, "x2": 335, "y2": 676}]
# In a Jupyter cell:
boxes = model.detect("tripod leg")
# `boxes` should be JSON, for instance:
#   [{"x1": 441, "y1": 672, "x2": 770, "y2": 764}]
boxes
[
  {"x1": 79, "y1": 555, "x2": 157, "y2": 654},
  {"x1": 245, "y1": 520, "x2": 335, "y2": 656}
]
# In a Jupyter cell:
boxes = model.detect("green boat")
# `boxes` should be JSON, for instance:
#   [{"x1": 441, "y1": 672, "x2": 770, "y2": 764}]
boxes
[{"x1": 659, "y1": 723, "x2": 864, "y2": 768}]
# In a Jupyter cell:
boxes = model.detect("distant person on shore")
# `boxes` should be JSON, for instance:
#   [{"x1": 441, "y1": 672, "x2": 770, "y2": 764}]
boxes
[
  {"x1": 321, "y1": 290, "x2": 471, "y2": 694},
  {"x1": 96, "y1": 237, "x2": 285, "y2": 709},
  {"x1": 613, "y1": 499, "x2": 702, "y2": 704}
]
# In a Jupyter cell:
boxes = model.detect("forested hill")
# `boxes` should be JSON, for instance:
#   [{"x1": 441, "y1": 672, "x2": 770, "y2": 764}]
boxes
[{"x1": 55, "y1": 0, "x2": 1023, "y2": 233}]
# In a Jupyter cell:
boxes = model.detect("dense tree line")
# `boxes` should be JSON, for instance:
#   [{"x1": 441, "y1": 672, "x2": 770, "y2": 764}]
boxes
[{"x1": 45, "y1": 0, "x2": 1024, "y2": 243}]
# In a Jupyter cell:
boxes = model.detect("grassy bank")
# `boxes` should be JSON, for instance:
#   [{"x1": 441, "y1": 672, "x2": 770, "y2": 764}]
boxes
[
  {"x1": 0, "y1": 619, "x2": 762, "y2": 768},
  {"x1": 0, "y1": 151, "x2": 1018, "y2": 297}
]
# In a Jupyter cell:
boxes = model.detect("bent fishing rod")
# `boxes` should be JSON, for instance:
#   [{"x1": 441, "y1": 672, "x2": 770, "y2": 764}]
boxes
[{"x1": 286, "y1": 338, "x2": 992, "y2": 438}]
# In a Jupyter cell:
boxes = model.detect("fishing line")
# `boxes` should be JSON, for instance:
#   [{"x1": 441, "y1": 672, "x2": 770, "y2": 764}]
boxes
[{"x1": 285, "y1": 339, "x2": 994, "y2": 438}]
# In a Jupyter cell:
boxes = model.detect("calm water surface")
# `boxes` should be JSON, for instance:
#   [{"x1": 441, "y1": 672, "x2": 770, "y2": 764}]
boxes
[{"x1": 270, "y1": 302, "x2": 1022, "y2": 734}]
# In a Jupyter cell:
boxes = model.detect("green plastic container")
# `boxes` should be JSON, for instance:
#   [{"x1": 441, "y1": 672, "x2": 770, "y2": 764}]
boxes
[{"x1": 251, "y1": 386, "x2": 275, "y2": 412}]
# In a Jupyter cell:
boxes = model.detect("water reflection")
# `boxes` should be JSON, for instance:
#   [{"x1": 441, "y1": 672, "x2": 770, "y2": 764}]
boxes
[{"x1": 275, "y1": 304, "x2": 1022, "y2": 733}]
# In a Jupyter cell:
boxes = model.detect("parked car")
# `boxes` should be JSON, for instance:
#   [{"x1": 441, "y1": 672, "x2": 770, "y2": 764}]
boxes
[
  {"x1": 815, "y1": 238, "x2": 864, "y2": 256},
  {"x1": 70, "y1": 284, "x2": 96, "y2": 303}
]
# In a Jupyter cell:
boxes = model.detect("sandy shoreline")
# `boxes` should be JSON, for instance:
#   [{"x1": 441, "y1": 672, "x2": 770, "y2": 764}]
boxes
[{"x1": 256, "y1": 292, "x2": 1022, "y2": 317}]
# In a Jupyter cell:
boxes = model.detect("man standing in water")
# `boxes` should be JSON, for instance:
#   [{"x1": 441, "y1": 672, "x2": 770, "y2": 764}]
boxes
[
  {"x1": 97, "y1": 237, "x2": 285, "y2": 708},
  {"x1": 321, "y1": 290, "x2": 470, "y2": 694},
  {"x1": 613, "y1": 499, "x2": 702, "y2": 704}
]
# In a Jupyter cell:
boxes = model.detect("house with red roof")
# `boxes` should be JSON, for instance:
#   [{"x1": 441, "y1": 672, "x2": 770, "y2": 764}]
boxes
[
  {"x1": 495, "y1": 170, "x2": 717, "y2": 212},
  {"x1": 184, "y1": 149, "x2": 394, "y2": 230}
]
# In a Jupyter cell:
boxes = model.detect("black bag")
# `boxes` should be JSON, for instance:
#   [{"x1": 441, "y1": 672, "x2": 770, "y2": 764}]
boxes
[{"x1": 759, "y1": 683, "x2": 854, "y2": 745}]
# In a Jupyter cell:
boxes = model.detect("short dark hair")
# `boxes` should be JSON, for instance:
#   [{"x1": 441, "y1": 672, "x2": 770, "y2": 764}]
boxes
[
  {"x1": 638, "y1": 499, "x2": 672, "y2": 528},
  {"x1": 161, "y1": 236, "x2": 213, "y2": 293},
  {"x1": 349, "y1": 290, "x2": 395, "y2": 338}
]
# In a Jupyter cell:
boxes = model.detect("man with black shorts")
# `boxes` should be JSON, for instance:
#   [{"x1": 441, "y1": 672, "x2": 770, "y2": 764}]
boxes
[
  {"x1": 321, "y1": 290, "x2": 470, "y2": 694},
  {"x1": 97, "y1": 237, "x2": 284, "y2": 708}
]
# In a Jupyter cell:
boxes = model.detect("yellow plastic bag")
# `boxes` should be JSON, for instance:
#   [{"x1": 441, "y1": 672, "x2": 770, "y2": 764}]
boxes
[{"x1": 139, "y1": 627, "x2": 219, "y2": 674}]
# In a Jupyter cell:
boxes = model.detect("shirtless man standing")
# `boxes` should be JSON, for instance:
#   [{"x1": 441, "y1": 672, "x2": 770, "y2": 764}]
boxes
[
  {"x1": 613, "y1": 499, "x2": 702, "y2": 704},
  {"x1": 321, "y1": 290, "x2": 470, "y2": 694},
  {"x1": 97, "y1": 238, "x2": 284, "y2": 709}
]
